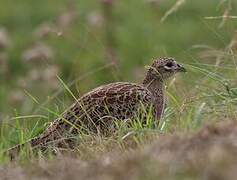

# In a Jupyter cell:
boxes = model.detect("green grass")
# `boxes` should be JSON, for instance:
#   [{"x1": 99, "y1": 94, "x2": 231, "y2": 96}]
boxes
[{"x1": 0, "y1": 0, "x2": 237, "y2": 178}]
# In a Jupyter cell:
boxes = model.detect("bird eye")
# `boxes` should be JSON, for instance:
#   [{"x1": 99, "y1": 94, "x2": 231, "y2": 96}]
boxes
[
  {"x1": 164, "y1": 62, "x2": 174, "y2": 71},
  {"x1": 165, "y1": 62, "x2": 173, "y2": 67}
]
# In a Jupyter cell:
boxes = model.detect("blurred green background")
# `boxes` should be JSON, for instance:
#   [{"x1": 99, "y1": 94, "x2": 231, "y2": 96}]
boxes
[{"x1": 0, "y1": 0, "x2": 236, "y2": 131}]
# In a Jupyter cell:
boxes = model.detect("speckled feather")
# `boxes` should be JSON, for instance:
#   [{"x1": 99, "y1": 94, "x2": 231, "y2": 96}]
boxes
[{"x1": 31, "y1": 82, "x2": 154, "y2": 149}]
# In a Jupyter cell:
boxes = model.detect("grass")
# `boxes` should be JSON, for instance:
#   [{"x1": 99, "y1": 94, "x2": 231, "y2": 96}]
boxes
[
  {"x1": 0, "y1": 0, "x2": 237, "y2": 179},
  {"x1": 2, "y1": 120, "x2": 237, "y2": 179}
]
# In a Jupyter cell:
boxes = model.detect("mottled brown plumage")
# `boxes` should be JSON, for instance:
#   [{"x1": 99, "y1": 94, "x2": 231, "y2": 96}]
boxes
[{"x1": 8, "y1": 57, "x2": 186, "y2": 156}]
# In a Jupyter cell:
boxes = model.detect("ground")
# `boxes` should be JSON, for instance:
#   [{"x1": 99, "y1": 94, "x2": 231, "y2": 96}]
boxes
[{"x1": 2, "y1": 121, "x2": 237, "y2": 180}]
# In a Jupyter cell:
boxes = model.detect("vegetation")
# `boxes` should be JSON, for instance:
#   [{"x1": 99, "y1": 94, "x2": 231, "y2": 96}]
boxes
[{"x1": 0, "y1": 0, "x2": 236, "y2": 179}]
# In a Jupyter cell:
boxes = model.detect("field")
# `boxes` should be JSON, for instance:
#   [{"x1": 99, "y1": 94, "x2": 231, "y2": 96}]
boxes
[{"x1": 0, "y1": 0, "x2": 237, "y2": 179}]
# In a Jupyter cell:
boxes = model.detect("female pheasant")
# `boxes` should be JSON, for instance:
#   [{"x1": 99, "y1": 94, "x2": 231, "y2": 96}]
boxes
[{"x1": 8, "y1": 57, "x2": 186, "y2": 155}]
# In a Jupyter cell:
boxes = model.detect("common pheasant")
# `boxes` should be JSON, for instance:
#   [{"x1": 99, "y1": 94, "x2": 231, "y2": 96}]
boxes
[{"x1": 8, "y1": 57, "x2": 186, "y2": 156}]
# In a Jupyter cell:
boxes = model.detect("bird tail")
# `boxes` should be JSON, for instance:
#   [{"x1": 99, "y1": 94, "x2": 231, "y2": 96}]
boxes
[
  {"x1": 5, "y1": 133, "x2": 77, "y2": 160},
  {"x1": 4, "y1": 136, "x2": 42, "y2": 160},
  {"x1": 5, "y1": 120, "x2": 79, "y2": 160}
]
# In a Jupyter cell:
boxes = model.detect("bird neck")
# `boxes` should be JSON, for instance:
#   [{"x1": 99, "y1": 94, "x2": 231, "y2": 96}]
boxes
[
  {"x1": 143, "y1": 71, "x2": 164, "y2": 96},
  {"x1": 143, "y1": 77, "x2": 164, "y2": 99},
  {"x1": 143, "y1": 75, "x2": 165, "y2": 120}
]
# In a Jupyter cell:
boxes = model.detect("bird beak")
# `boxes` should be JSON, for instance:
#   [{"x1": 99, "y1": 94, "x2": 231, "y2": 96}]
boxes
[{"x1": 177, "y1": 64, "x2": 187, "y2": 72}]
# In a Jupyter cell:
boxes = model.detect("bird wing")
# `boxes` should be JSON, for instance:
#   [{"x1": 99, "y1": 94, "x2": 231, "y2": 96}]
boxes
[
  {"x1": 81, "y1": 82, "x2": 153, "y2": 106},
  {"x1": 29, "y1": 82, "x2": 154, "y2": 149}
]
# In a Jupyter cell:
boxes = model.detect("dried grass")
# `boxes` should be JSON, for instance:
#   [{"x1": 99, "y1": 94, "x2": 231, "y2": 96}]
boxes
[{"x1": 2, "y1": 120, "x2": 237, "y2": 180}]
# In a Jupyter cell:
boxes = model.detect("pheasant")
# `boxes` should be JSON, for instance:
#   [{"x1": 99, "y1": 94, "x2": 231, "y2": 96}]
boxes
[{"x1": 7, "y1": 57, "x2": 186, "y2": 156}]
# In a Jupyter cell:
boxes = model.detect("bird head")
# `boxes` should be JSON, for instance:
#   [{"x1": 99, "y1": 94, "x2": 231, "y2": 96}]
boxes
[{"x1": 146, "y1": 57, "x2": 186, "y2": 81}]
